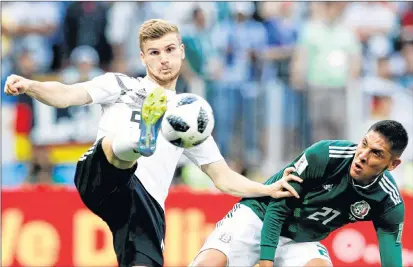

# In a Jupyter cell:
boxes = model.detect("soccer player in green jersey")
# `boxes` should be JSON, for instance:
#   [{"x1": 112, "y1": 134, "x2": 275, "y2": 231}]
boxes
[{"x1": 191, "y1": 120, "x2": 408, "y2": 267}]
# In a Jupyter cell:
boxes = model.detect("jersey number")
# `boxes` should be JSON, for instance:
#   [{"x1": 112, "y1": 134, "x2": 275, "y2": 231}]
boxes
[{"x1": 307, "y1": 207, "x2": 340, "y2": 225}]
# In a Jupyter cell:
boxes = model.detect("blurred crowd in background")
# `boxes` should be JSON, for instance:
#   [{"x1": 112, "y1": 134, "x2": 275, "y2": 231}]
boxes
[{"x1": 2, "y1": 1, "x2": 413, "y2": 190}]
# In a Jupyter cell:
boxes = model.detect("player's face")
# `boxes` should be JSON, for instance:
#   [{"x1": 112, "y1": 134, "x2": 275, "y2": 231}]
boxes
[
  {"x1": 350, "y1": 131, "x2": 401, "y2": 183},
  {"x1": 140, "y1": 33, "x2": 185, "y2": 87}
]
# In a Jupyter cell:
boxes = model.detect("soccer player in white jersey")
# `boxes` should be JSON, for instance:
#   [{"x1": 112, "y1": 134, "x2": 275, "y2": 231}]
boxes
[{"x1": 4, "y1": 19, "x2": 302, "y2": 267}]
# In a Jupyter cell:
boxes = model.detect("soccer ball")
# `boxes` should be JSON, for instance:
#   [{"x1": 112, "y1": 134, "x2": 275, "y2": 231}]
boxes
[{"x1": 161, "y1": 93, "x2": 214, "y2": 148}]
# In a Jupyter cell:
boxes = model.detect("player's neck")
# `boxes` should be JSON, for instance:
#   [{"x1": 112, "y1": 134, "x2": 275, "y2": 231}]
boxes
[
  {"x1": 144, "y1": 75, "x2": 177, "y2": 91},
  {"x1": 352, "y1": 172, "x2": 382, "y2": 187}
]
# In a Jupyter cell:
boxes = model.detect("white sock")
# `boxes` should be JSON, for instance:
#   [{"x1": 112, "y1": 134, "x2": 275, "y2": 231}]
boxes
[{"x1": 112, "y1": 126, "x2": 142, "y2": 162}]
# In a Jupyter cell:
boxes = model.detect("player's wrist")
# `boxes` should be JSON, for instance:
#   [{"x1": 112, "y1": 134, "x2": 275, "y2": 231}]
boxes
[
  {"x1": 26, "y1": 79, "x2": 37, "y2": 94},
  {"x1": 259, "y1": 260, "x2": 274, "y2": 267},
  {"x1": 261, "y1": 184, "x2": 272, "y2": 196}
]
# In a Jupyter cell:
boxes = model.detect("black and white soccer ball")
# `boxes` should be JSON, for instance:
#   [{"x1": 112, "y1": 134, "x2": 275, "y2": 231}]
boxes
[{"x1": 161, "y1": 93, "x2": 215, "y2": 148}]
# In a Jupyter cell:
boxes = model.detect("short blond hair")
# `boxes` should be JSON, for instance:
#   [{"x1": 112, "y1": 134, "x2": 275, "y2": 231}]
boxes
[{"x1": 139, "y1": 19, "x2": 181, "y2": 51}]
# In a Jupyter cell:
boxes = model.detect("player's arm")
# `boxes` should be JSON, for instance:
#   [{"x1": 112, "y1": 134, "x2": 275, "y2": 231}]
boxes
[
  {"x1": 202, "y1": 160, "x2": 302, "y2": 199},
  {"x1": 5, "y1": 73, "x2": 139, "y2": 169},
  {"x1": 260, "y1": 196, "x2": 299, "y2": 266},
  {"x1": 373, "y1": 203, "x2": 405, "y2": 267},
  {"x1": 259, "y1": 174, "x2": 306, "y2": 266},
  {"x1": 260, "y1": 142, "x2": 329, "y2": 265},
  {"x1": 4, "y1": 74, "x2": 92, "y2": 108},
  {"x1": 185, "y1": 136, "x2": 302, "y2": 199}
]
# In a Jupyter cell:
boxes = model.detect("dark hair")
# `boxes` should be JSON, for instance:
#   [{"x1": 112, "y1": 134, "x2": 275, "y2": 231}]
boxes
[{"x1": 368, "y1": 120, "x2": 409, "y2": 156}]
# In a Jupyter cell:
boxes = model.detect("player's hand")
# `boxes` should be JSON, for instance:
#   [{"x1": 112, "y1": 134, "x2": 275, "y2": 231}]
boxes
[
  {"x1": 4, "y1": 74, "x2": 33, "y2": 96},
  {"x1": 267, "y1": 167, "x2": 303, "y2": 199},
  {"x1": 259, "y1": 260, "x2": 273, "y2": 267}
]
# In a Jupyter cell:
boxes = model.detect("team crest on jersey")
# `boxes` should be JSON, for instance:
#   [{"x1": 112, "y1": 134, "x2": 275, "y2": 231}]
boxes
[{"x1": 350, "y1": 200, "x2": 371, "y2": 219}]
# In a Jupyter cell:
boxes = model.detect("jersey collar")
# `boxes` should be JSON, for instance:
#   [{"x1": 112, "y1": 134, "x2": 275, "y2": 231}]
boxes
[
  {"x1": 142, "y1": 76, "x2": 174, "y2": 91},
  {"x1": 351, "y1": 172, "x2": 383, "y2": 190}
]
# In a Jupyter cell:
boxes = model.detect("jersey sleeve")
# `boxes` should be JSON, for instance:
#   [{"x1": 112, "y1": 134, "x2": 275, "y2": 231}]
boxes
[
  {"x1": 260, "y1": 140, "x2": 331, "y2": 261},
  {"x1": 183, "y1": 136, "x2": 224, "y2": 167},
  {"x1": 78, "y1": 72, "x2": 123, "y2": 105},
  {"x1": 260, "y1": 198, "x2": 293, "y2": 260},
  {"x1": 373, "y1": 201, "x2": 405, "y2": 267}
]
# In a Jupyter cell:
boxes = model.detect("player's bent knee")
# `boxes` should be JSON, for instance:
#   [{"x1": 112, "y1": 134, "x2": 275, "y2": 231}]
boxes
[
  {"x1": 304, "y1": 258, "x2": 332, "y2": 267},
  {"x1": 102, "y1": 136, "x2": 136, "y2": 169},
  {"x1": 101, "y1": 136, "x2": 115, "y2": 161},
  {"x1": 190, "y1": 249, "x2": 228, "y2": 267}
]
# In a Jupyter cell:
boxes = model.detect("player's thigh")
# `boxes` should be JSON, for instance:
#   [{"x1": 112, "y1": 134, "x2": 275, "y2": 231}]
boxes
[
  {"x1": 134, "y1": 193, "x2": 165, "y2": 265},
  {"x1": 275, "y1": 238, "x2": 332, "y2": 267},
  {"x1": 191, "y1": 203, "x2": 261, "y2": 267},
  {"x1": 74, "y1": 138, "x2": 133, "y2": 220},
  {"x1": 132, "y1": 251, "x2": 161, "y2": 267}
]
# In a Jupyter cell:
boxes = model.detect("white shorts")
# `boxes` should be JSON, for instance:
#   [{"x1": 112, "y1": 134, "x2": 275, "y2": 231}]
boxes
[{"x1": 193, "y1": 203, "x2": 332, "y2": 267}]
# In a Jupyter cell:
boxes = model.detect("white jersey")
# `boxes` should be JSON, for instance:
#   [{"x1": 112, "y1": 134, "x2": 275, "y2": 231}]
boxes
[{"x1": 80, "y1": 73, "x2": 223, "y2": 210}]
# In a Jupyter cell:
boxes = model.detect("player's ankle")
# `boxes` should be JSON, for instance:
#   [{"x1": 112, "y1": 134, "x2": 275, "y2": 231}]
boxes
[{"x1": 112, "y1": 129, "x2": 142, "y2": 162}]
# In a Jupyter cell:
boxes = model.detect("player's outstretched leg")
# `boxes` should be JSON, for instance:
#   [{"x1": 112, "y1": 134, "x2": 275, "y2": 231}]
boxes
[
  {"x1": 137, "y1": 87, "x2": 167, "y2": 156},
  {"x1": 189, "y1": 249, "x2": 228, "y2": 267}
]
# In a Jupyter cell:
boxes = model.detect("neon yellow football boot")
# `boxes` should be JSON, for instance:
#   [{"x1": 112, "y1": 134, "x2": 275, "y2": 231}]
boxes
[{"x1": 137, "y1": 87, "x2": 167, "y2": 156}]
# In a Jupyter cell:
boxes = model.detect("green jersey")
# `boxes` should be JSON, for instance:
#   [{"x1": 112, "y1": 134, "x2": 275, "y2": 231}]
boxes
[{"x1": 240, "y1": 140, "x2": 405, "y2": 266}]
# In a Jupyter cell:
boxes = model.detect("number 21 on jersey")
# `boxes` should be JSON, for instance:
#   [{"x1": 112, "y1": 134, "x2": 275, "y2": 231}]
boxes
[{"x1": 308, "y1": 207, "x2": 341, "y2": 225}]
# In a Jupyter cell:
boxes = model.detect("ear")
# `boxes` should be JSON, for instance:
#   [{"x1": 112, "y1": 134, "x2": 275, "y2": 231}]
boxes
[
  {"x1": 140, "y1": 51, "x2": 146, "y2": 67},
  {"x1": 180, "y1": 43, "x2": 185, "y2": 60},
  {"x1": 387, "y1": 158, "x2": 401, "y2": 172}
]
